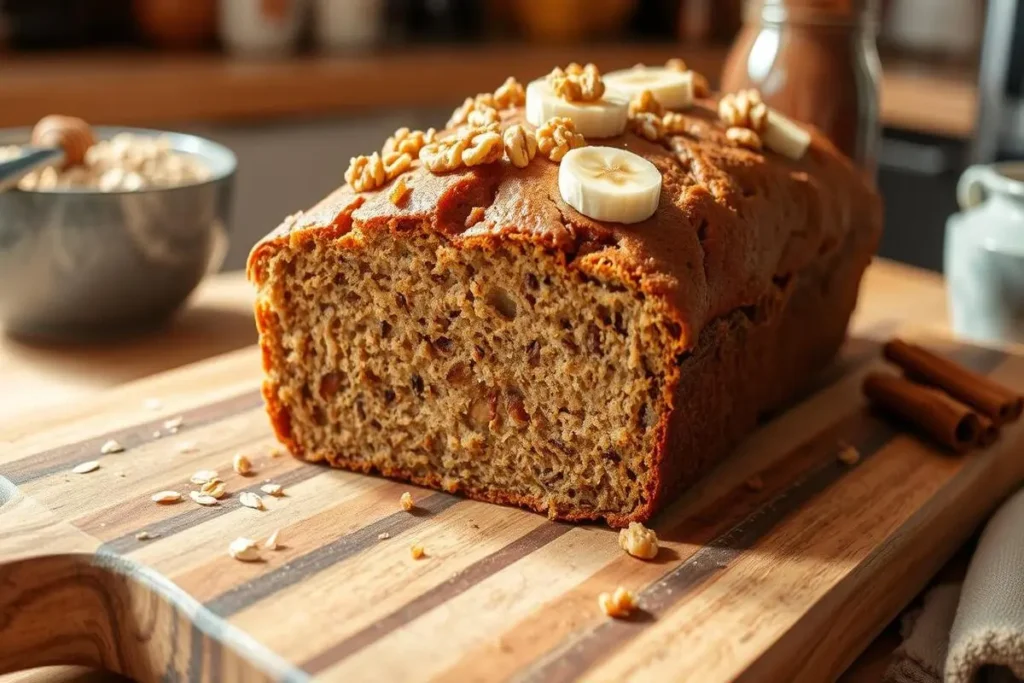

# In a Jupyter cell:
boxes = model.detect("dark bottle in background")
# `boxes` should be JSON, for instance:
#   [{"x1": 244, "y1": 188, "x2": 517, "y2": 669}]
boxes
[
  {"x1": 721, "y1": 0, "x2": 882, "y2": 180},
  {"x1": 403, "y1": 0, "x2": 483, "y2": 42}
]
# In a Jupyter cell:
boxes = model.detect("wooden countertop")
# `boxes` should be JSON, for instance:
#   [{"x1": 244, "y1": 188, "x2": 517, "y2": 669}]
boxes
[
  {"x1": 0, "y1": 258, "x2": 947, "y2": 683},
  {"x1": 0, "y1": 45, "x2": 977, "y2": 138}
]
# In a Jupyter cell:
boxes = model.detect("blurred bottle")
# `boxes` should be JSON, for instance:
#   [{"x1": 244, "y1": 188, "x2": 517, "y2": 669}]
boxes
[
  {"x1": 721, "y1": 0, "x2": 881, "y2": 179},
  {"x1": 678, "y1": 0, "x2": 742, "y2": 43},
  {"x1": 3, "y1": 0, "x2": 134, "y2": 49},
  {"x1": 134, "y1": 0, "x2": 217, "y2": 49},
  {"x1": 402, "y1": 0, "x2": 482, "y2": 42},
  {"x1": 219, "y1": 0, "x2": 307, "y2": 56},
  {"x1": 313, "y1": 0, "x2": 385, "y2": 50}
]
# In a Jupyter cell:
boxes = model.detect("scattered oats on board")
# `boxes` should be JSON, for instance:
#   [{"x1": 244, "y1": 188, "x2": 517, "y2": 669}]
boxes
[
  {"x1": 233, "y1": 452, "x2": 253, "y2": 475},
  {"x1": 410, "y1": 543, "x2": 426, "y2": 560},
  {"x1": 228, "y1": 537, "x2": 261, "y2": 562},
  {"x1": 152, "y1": 431, "x2": 162, "y2": 439},
  {"x1": 190, "y1": 490, "x2": 220, "y2": 506},
  {"x1": 378, "y1": 532, "x2": 391, "y2": 540},
  {"x1": 400, "y1": 491, "x2": 415, "y2": 511},
  {"x1": 270, "y1": 447, "x2": 284, "y2": 458},
  {"x1": 135, "y1": 531, "x2": 156, "y2": 541},
  {"x1": 190, "y1": 469, "x2": 218, "y2": 485},
  {"x1": 176, "y1": 441, "x2": 199, "y2": 454},
  {"x1": 746, "y1": 475, "x2": 765, "y2": 492},
  {"x1": 201, "y1": 479, "x2": 227, "y2": 499},
  {"x1": 143, "y1": 398, "x2": 162, "y2": 410},
  {"x1": 239, "y1": 491, "x2": 265, "y2": 510},
  {"x1": 837, "y1": 442, "x2": 861, "y2": 466},
  {"x1": 598, "y1": 587, "x2": 637, "y2": 619},
  {"x1": 72, "y1": 460, "x2": 100, "y2": 474},
  {"x1": 99, "y1": 439, "x2": 124, "y2": 454},
  {"x1": 164, "y1": 416, "x2": 183, "y2": 432},
  {"x1": 151, "y1": 490, "x2": 182, "y2": 504},
  {"x1": 618, "y1": 522, "x2": 659, "y2": 560},
  {"x1": 261, "y1": 483, "x2": 284, "y2": 497},
  {"x1": 264, "y1": 529, "x2": 281, "y2": 551}
]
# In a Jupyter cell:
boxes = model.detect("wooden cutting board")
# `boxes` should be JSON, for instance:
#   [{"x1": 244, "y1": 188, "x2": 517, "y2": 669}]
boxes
[{"x1": 2, "y1": 330, "x2": 1023, "y2": 683}]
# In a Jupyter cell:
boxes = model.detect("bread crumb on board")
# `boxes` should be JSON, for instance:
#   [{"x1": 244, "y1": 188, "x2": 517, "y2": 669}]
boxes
[
  {"x1": 400, "y1": 491, "x2": 415, "y2": 511},
  {"x1": 233, "y1": 452, "x2": 253, "y2": 475},
  {"x1": 837, "y1": 442, "x2": 861, "y2": 465},
  {"x1": 598, "y1": 587, "x2": 637, "y2": 618},
  {"x1": 410, "y1": 543, "x2": 426, "y2": 560},
  {"x1": 618, "y1": 522, "x2": 659, "y2": 560}
]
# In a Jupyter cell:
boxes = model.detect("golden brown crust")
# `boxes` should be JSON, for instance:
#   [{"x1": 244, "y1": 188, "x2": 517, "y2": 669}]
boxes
[{"x1": 248, "y1": 94, "x2": 882, "y2": 526}]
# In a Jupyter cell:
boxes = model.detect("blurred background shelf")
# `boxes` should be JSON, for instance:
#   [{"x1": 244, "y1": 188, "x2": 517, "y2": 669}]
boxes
[{"x1": 0, "y1": 46, "x2": 977, "y2": 137}]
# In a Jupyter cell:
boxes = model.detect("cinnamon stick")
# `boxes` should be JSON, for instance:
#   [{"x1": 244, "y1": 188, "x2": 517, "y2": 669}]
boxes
[
  {"x1": 883, "y1": 339, "x2": 1023, "y2": 426},
  {"x1": 862, "y1": 372, "x2": 980, "y2": 453},
  {"x1": 976, "y1": 416, "x2": 1000, "y2": 448}
]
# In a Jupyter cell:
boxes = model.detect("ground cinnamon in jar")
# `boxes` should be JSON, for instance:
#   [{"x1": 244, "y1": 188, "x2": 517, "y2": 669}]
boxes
[{"x1": 721, "y1": 0, "x2": 881, "y2": 180}]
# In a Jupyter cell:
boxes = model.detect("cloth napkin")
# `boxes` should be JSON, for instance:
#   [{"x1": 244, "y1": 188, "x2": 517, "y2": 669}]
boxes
[{"x1": 886, "y1": 487, "x2": 1024, "y2": 683}]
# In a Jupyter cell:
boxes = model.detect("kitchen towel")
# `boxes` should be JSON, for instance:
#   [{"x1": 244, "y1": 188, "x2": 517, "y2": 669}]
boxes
[{"x1": 886, "y1": 487, "x2": 1024, "y2": 683}]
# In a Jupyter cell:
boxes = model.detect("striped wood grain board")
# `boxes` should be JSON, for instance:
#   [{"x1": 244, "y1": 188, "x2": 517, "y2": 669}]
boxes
[{"x1": 2, "y1": 331, "x2": 1023, "y2": 682}]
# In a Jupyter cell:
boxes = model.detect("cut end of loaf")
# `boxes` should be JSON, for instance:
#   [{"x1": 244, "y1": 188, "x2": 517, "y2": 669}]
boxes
[{"x1": 252, "y1": 226, "x2": 681, "y2": 525}]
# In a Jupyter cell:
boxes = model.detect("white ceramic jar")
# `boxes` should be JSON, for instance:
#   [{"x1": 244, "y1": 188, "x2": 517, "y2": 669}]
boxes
[
  {"x1": 313, "y1": 0, "x2": 385, "y2": 51},
  {"x1": 219, "y1": 0, "x2": 307, "y2": 57},
  {"x1": 945, "y1": 163, "x2": 1024, "y2": 344}
]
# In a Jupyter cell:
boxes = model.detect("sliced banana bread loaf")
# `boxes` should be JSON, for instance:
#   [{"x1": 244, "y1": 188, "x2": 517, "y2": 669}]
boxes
[{"x1": 247, "y1": 68, "x2": 881, "y2": 527}]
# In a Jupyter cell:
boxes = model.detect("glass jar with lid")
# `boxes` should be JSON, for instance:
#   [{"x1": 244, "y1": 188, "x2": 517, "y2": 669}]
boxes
[{"x1": 721, "y1": 0, "x2": 882, "y2": 180}]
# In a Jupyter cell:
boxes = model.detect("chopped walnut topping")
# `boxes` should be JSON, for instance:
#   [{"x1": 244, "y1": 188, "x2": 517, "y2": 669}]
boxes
[
  {"x1": 345, "y1": 152, "x2": 387, "y2": 192},
  {"x1": 420, "y1": 126, "x2": 502, "y2": 172},
  {"x1": 598, "y1": 587, "x2": 637, "y2": 618},
  {"x1": 410, "y1": 543, "x2": 426, "y2": 560},
  {"x1": 547, "y1": 63, "x2": 605, "y2": 102},
  {"x1": 503, "y1": 124, "x2": 538, "y2": 168},
  {"x1": 726, "y1": 126, "x2": 763, "y2": 151},
  {"x1": 462, "y1": 127, "x2": 504, "y2": 166},
  {"x1": 536, "y1": 117, "x2": 585, "y2": 162},
  {"x1": 467, "y1": 106, "x2": 501, "y2": 128},
  {"x1": 383, "y1": 127, "x2": 436, "y2": 157},
  {"x1": 383, "y1": 151, "x2": 412, "y2": 179},
  {"x1": 400, "y1": 491, "x2": 415, "y2": 511},
  {"x1": 448, "y1": 94, "x2": 499, "y2": 129},
  {"x1": 631, "y1": 112, "x2": 664, "y2": 142},
  {"x1": 719, "y1": 89, "x2": 768, "y2": 132},
  {"x1": 618, "y1": 522, "x2": 659, "y2": 560},
  {"x1": 662, "y1": 112, "x2": 688, "y2": 135},
  {"x1": 665, "y1": 58, "x2": 687, "y2": 72},
  {"x1": 493, "y1": 76, "x2": 526, "y2": 109},
  {"x1": 629, "y1": 90, "x2": 664, "y2": 118},
  {"x1": 389, "y1": 176, "x2": 411, "y2": 206},
  {"x1": 233, "y1": 453, "x2": 253, "y2": 475}
]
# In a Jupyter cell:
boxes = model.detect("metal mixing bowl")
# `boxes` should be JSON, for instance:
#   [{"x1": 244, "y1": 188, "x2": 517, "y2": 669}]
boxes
[{"x1": 0, "y1": 126, "x2": 236, "y2": 341}]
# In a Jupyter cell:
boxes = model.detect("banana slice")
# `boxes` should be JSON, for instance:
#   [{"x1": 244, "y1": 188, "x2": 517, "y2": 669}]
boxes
[
  {"x1": 525, "y1": 79, "x2": 629, "y2": 139},
  {"x1": 762, "y1": 110, "x2": 812, "y2": 160},
  {"x1": 603, "y1": 66, "x2": 694, "y2": 110},
  {"x1": 558, "y1": 146, "x2": 661, "y2": 224}
]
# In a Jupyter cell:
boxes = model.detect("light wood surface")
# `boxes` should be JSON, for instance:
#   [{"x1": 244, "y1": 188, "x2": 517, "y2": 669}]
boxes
[
  {"x1": 0, "y1": 46, "x2": 977, "y2": 138},
  {"x1": 3, "y1": 260, "x2": 1013, "y2": 683}
]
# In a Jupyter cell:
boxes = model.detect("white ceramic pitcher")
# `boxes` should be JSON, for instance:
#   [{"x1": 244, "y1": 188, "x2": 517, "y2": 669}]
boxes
[{"x1": 945, "y1": 162, "x2": 1024, "y2": 344}]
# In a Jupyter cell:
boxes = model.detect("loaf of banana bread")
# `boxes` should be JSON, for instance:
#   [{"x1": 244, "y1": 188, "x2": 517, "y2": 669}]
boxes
[{"x1": 247, "y1": 64, "x2": 881, "y2": 527}]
